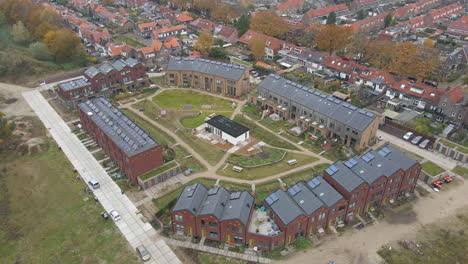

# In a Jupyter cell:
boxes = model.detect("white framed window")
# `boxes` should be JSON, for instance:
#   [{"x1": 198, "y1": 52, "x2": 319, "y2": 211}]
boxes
[{"x1": 175, "y1": 215, "x2": 183, "y2": 222}]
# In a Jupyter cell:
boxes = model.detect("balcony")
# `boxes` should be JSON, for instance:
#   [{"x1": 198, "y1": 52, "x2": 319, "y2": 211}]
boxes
[{"x1": 248, "y1": 208, "x2": 281, "y2": 237}]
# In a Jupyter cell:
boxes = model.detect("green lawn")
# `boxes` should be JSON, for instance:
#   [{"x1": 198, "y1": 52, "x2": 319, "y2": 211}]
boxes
[
  {"x1": 234, "y1": 115, "x2": 298, "y2": 150},
  {"x1": 439, "y1": 139, "x2": 457, "y2": 149},
  {"x1": 421, "y1": 161, "x2": 446, "y2": 176},
  {"x1": 154, "y1": 90, "x2": 234, "y2": 111},
  {"x1": 230, "y1": 57, "x2": 251, "y2": 67},
  {"x1": 0, "y1": 141, "x2": 138, "y2": 264},
  {"x1": 228, "y1": 147, "x2": 286, "y2": 167},
  {"x1": 242, "y1": 103, "x2": 262, "y2": 120},
  {"x1": 218, "y1": 152, "x2": 319, "y2": 180},
  {"x1": 112, "y1": 35, "x2": 145, "y2": 48},
  {"x1": 150, "y1": 76, "x2": 165, "y2": 87},
  {"x1": 452, "y1": 166, "x2": 468, "y2": 177},
  {"x1": 180, "y1": 111, "x2": 232, "y2": 128},
  {"x1": 122, "y1": 109, "x2": 206, "y2": 173}
]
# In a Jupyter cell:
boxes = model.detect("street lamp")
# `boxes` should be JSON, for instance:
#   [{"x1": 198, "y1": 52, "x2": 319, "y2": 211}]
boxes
[{"x1": 253, "y1": 246, "x2": 259, "y2": 263}]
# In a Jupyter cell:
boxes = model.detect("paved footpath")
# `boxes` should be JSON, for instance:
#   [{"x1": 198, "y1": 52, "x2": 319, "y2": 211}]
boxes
[{"x1": 23, "y1": 90, "x2": 181, "y2": 264}]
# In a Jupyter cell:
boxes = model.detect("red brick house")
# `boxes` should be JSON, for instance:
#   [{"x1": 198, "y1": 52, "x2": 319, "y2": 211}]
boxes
[
  {"x1": 447, "y1": 16, "x2": 468, "y2": 38},
  {"x1": 137, "y1": 19, "x2": 172, "y2": 37},
  {"x1": 424, "y1": 2, "x2": 463, "y2": 26},
  {"x1": 78, "y1": 97, "x2": 163, "y2": 184},
  {"x1": 171, "y1": 183, "x2": 208, "y2": 236},
  {"x1": 302, "y1": 4, "x2": 348, "y2": 24},
  {"x1": 57, "y1": 58, "x2": 148, "y2": 107},
  {"x1": 213, "y1": 25, "x2": 239, "y2": 44},
  {"x1": 239, "y1": 30, "x2": 285, "y2": 60}
]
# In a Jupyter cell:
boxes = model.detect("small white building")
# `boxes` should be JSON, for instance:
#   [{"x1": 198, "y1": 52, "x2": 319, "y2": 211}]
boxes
[{"x1": 205, "y1": 115, "x2": 250, "y2": 145}]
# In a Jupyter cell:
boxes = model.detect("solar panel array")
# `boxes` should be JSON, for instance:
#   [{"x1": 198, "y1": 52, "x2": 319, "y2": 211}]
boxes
[
  {"x1": 378, "y1": 146, "x2": 392, "y2": 157},
  {"x1": 169, "y1": 57, "x2": 246, "y2": 81},
  {"x1": 230, "y1": 192, "x2": 241, "y2": 200},
  {"x1": 361, "y1": 152, "x2": 375, "y2": 163},
  {"x1": 344, "y1": 158, "x2": 358, "y2": 168},
  {"x1": 325, "y1": 165, "x2": 338, "y2": 175},
  {"x1": 307, "y1": 178, "x2": 321, "y2": 189},
  {"x1": 288, "y1": 184, "x2": 302, "y2": 196},
  {"x1": 265, "y1": 192, "x2": 279, "y2": 205},
  {"x1": 78, "y1": 97, "x2": 159, "y2": 157}
]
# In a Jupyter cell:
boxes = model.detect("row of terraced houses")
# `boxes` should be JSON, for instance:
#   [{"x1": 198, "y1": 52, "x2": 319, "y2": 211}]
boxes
[{"x1": 171, "y1": 145, "x2": 421, "y2": 251}]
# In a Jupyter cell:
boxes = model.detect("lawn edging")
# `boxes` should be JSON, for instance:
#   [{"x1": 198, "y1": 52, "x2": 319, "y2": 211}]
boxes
[{"x1": 227, "y1": 149, "x2": 287, "y2": 168}]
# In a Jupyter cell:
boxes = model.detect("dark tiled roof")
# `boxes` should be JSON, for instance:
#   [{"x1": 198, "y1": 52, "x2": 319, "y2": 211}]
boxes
[
  {"x1": 287, "y1": 182, "x2": 325, "y2": 216},
  {"x1": 326, "y1": 162, "x2": 365, "y2": 193},
  {"x1": 77, "y1": 97, "x2": 159, "y2": 157},
  {"x1": 258, "y1": 75, "x2": 376, "y2": 132},
  {"x1": 307, "y1": 176, "x2": 344, "y2": 208},
  {"x1": 221, "y1": 191, "x2": 254, "y2": 225},
  {"x1": 206, "y1": 115, "x2": 249, "y2": 138},
  {"x1": 58, "y1": 77, "x2": 91, "y2": 92},
  {"x1": 265, "y1": 189, "x2": 304, "y2": 226},
  {"x1": 198, "y1": 187, "x2": 230, "y2": 219},
  {"x1": 378, "y1": 145, "x2": 417, "y2": 171},
  {"x1": 167, "y1": 57, "x2": 246, "y2": 80},
  {"x1": 171, "y1": 183, "x2": 208, "y2": 214}
]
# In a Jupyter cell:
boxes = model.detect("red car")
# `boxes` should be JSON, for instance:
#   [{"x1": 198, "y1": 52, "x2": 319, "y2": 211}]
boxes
[
  {"x1": 443, "y1": 176, "x2": 452, "y2": 183},
  {"x1": 432, "y1": 181, "x2": 443, "y2": 189}
]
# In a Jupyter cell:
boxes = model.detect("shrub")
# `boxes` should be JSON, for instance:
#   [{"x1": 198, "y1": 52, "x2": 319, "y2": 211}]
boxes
[
  {"x1": 294, "y1": 238, "x2": 311, "y2": 250},
  {"x1": 228, "y1": 246, "x2": 245, "y2": 253}
]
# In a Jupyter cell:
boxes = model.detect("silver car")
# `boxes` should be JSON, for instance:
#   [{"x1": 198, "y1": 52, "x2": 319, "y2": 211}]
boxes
[
  {"x1": 411, "y1": 136, "x2": 423, "y2": 145},
  {"x1": 419, "y1": 139, "x2": 430, "y2": 149},
  {"x1": 136, "y1": 245, "x2": 151, "y2": 261}
]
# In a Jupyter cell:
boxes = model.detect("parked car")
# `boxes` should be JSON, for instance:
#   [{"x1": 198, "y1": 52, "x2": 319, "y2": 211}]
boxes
[
  {"x1": 136, "y1": 245, "x2": 151, "y2": 261},
  {"x1": 403, "y1": 132, "x2": 414, "y2": 140},
  {"x1": 109, "y1": 209, "x2": 121, "y2": 221},
  {"x1": 411, "y1": 136, "x2": 423, "y2": 145},
  {"x1": 418, "y1": 139, "x2": 430, "y2": 149},
  {"x1": 88, "y1": 179, "x2": 100, "y2": 189}
]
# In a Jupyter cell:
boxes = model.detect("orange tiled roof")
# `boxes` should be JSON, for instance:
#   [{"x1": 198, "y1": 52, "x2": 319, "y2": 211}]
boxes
[{"x1": 305, "y1": 4, "x2": 348, "y2": 18}]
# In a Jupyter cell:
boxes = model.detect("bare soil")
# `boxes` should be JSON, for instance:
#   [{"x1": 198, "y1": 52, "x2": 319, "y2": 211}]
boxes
[{"x1": 0, "y1": 83, "x2": 35, "y2": 117}]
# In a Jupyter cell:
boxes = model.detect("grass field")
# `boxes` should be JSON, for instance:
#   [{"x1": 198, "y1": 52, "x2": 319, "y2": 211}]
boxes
[
  {"x1": 150, "y1": 76, "x2": 165, "y2": 87},
  {"x1": 112, "y1": 35, "x2": 145, "y2": 48},
  {"x1": 217, "y1": 152, "x2": 319, "y2": 180},
  {"x1": 234, "y1": 115, "x2": 298, "y2": 150},
  {"x1": 123, "y1": 109, "x2": 206, "y2": 173},
  {"x1": 228, "y1": 147, "x2": 286, "y2": 167},
  {"x1": 421, "y1": 161, "x2": 445, "y2": 176},
  {"x1": 452, "y1": 165, "x2": 468, "y2": 177},
  {"x1": 0, "y1": 140, "x2": 138, "y2": 264},
  {"x1": 180, "y1": 112, "x2": 232, "y2": 128},
  {"x1": 154, "y1": 90, "x2": 233, "y2": 111}
]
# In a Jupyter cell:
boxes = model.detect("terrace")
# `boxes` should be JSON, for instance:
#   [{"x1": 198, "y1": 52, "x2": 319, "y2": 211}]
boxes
[{"x1": 248, "y1": 208, "x2": 282, "y2": 237}]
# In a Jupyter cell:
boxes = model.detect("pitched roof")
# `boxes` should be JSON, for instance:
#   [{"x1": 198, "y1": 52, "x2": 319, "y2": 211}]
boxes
[
  {"x1": 138, "y1": 19, "x2": 171, "y2": 32},
  {"x1": 307, "y1": 176, "x2": 344, "y2": 207},
  {"x1": 447, "y1": 16, "x2": 468, "y2": 36},
  {"x1": 176, "y1": 13, "x2": 193, "y2": 22},
  {"x1": 350, "y1": 12, "x2": 389, "y2": 32},
  {"x1": 287, "y1": 182, "x2": 325, "y2": 216},
  {"x1": 164, "y1": 36, "x2": 180, "y2": 49},
  {"x1": 447, "y1": 86, "x2": 465, "y2": 104},
  {"x1": 191, "y1": 18, "x2": 217, "y2": 32},
  {"x1": 391, "y1": 80, "x2": 444, "y2": 103},
  {"x1": 239, "y1": 30, "x2": 284, "y2": 52},
  {"x1": 426, "y1": 2, "x2": 463, "y2": 22},
  {"x1": 172, "y1": 183, "x2": 208, "y2": 214},
  {"x1": 214, "y1": 25, "x2": 238, "y2": 39},
  {"x1": 221, "y1": 191, "x2": 254, "y2": 225},
  {"x1": 167, "y1": 57, "x2": 247, "y2": 81},
  {"x1": 77, "y1": 98, "x2": 160, "y2": 157},
  {"x1": 58, "y1": 77, "x2": 91, "y2": 92},
  {"x1": 265, "y1": 189, "x2": 305, "y2": 226},
  {"x1": 305, "y1": 4, "x2": 348, "y2": 19},
  {"x1": 277, "y1": 0, "x2": 303, "y2": 11},
  {"x1": 206, "y1": 115, "x2": 249, "y2": 138},
  {"x1": 152, "y1": 24, "x2": 185, "y2": 35},
  {"x1": 258, "y1": 75, "x2": 377, "y2": 132},
  {"x1": 377, "y1": 145, "x2": 417, "y2": 171},
  {"x1": 325, "y1": 161, "x2": 365, "y2": 193},
  {"x1": 198, "y1": 187, "x2": 230, "y2": 219}
]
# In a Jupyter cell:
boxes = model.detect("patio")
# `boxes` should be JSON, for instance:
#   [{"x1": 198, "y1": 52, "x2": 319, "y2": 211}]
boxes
[{"x1": 248, "y1": 208, "x2": 281, "y2": 237}]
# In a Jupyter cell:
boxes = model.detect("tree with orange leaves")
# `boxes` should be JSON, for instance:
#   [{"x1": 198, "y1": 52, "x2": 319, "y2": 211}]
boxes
[
  {"x1": 250, "y1": 10, "x2": 288, "y2": 38},
  {"x1": 314, "y1": 25, "x2": 352, "y2": 55}
]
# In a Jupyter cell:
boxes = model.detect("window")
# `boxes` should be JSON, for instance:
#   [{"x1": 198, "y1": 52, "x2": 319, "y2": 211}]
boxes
[
  {"x1": 318, "y1": 212, "x2": 326, "y2": 220},
  {"x1": 311, "y1": 217, "x2": 315, "y2": 222},
  {"x1": 297, "y1": 222, "x2": 302, "y2": 230},
  {"x1": 258, "y1": 241, "x2": 264, "y2": 247},
  {"x1": 208, "y1": 222, "x2": 218, "y2": 228},
  {"x1": 349, "y1": 202, "x2": 356, "y2": 209},
  {"x1": 338, "y1": 206, "x2": 346, "y2": 212},
  {"x1": 175, "y1": 215, "x2": 183, "y2": 222},
  {"x1": 274, "y1": 241, "x2": 279, "y2": 248},
  {"x1": 209, "y1": 232, "x2": 218, "y2": 238},
  {"x1": 175, "y1": 224, "x2": 184, "y2": 230}
]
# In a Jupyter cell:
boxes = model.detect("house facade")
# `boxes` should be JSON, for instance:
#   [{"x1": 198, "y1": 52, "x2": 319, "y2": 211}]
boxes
[
  {"x1": 206, "y1": 115, "x2": 250, "y2": 145},
  {"x1": 239, "y1": 30, "x2": 285, "y2": 60},
  {"x1": 56, "y1": 59, "x2": 148, "y2": 107},
  {"x1": 433, "y1": 86, "x2": 467, "y2": 128},
  {"x1": 165, "y1": 57, "x2": 250, "y2": 97},
  {"x1": 77, "y1": 97, "x2": 163, "y2": 184},
  {"x1": 386, "y1": 80, "x2": 443, "y2": 110},
  {"x1": 252, "y1": 75, "x2": 379, "y2": 150}
]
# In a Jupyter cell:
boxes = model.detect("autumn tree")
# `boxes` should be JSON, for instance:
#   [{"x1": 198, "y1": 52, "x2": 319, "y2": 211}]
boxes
[
  {"x1": 44, "y1": 29, "x2": 82, "y2": 62},
  {"x1": 423, "y1": 39, "x2": 434, "y2": 49},
  {"x1": 326, "y1": 12, "x2": 336, "y2": 24},
  {"x1": 250, "y1": 10, "x2": 288, "y2": 38},
  {"x1": 211, "y1": 3, "x2": 230, "y2": 23},
  {"x1": 194, "y1": 31, "x2": 214, "y2": 56},
  {"x1": 390, "y1": 42, "x2": 423, "y2": 77},
  {"x1": 249, "y1": 37, "x2": 265, "y2": 61},
  {"x1": 314, "y1": 25, "x2": 352, "y2": 55},
  {"x1": 0, "y1": 112, "x2": 16, "y2": 149},
  {"x1": 39, "y1": 8, "x2": 64, "y2": 28},
  {"x1": 12, "y1": 21, "x2": 32, "y2": 45},
  {"x1": 346, "y1": 33, "x2": 369, "y2": 62},
  {"x1": 364, "y1": 40, "x2": 395, "y2": 71},
  {"x1": 34, "y1": 22, "x2": 54, "y2": 41},
  {"x1": 102, "y1": 0, "x2": 115, "y2": 6}
]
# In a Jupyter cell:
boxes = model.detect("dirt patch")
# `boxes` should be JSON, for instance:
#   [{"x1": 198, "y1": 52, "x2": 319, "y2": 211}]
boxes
[
  {"x1": 3, "y1": 98, "x2": 17, "y2": 104},
  {"x1": 48, "y1": 98, "x2": 79, "y2": 123},
  {"x1": 385, "y1": 206, "x2": 418, "y2": 225}
]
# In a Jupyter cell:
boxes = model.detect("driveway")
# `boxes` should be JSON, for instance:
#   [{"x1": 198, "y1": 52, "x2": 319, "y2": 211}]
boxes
[
  {"x1": 377, "y1": 130, "x2": 458, "y2": 170},
  {"x1": 23, "y1": 90, "x2": 181, "y2": 264}
]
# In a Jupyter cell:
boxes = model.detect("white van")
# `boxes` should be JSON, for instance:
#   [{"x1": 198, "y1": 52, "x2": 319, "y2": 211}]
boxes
[{"x1": 88, "y1": 179, "x2": 100, "y2": 189}]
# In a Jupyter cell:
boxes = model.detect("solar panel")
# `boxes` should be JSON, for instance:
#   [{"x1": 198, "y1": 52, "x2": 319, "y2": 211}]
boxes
[
  {"x1": 349, "y1": 105, "x2": 358, "y2": 111},
  {"x1": 293, "y1": 184, "x2": 301, "y2": 193},
  {"x1": 333, "y1": 99, "x2": 341, "y2": 104},
  {"x1": 270, "y1": 193, "x2": 279, "y2": 203},
  {"x1": 366, "y1": 112, "x2": 375, "y2": 118},
  {"x1": 327, "y1": 97, "x2": 334, "y2": 102},
  {"x1": 265, "y1": 197, "x2": 273, "y2": 205},
  {"x1": 230, "y1": 192, "x2": 241, "y2": 200},
  {"x1": 320, "y1": 94, "x2": 327, "y2": 98},
  {"x1": 308, "y1": 178, "x2": 321, "y2": 189},
  {"x1": 359, "y1": 109, "x2": 367, "y2": 115},
  {"x1": 325, "y1": 165, "x2": 338, "y2": 175},
  {"x1": 313, "y1": 91, "x2": 320, "y2": 96},
  {"x1": 378, "y1": 147, "x2": 391, "y2": 157},
  {"x1": 288, "y1": 188, "x2": 297, "y2": 196},
  {"x1": 362, "y1": 152, "x2": 375, "y2": 162}
]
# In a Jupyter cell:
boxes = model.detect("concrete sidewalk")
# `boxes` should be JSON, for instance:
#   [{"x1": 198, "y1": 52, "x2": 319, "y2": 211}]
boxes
[{"x1": 23, "y1": 90, "x2": 181, "y2": 264}]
